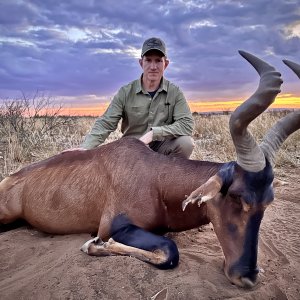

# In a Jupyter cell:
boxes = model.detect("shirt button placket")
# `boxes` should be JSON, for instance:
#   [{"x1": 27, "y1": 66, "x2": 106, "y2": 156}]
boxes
[{"x1": 148, "y1": 102, "x2": 154, "y2": 128}]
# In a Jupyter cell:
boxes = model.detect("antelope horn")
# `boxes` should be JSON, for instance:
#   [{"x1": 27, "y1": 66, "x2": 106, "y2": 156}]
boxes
[
  {"x1": 260, "y1": 111, "x2": 300, "y2": 165},
  {"x1": 229, "y1": 51, "x2": 283, "y2": 172},
  {"x1": 260, "y1": 60, "x2": 300, "y2": 165},
  {"x1": 283, "y1": 60, "x2": 300, "y2": 79}
]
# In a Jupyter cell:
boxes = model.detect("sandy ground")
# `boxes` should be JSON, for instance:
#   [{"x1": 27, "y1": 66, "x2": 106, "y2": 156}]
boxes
[{"x1": 0, "y1": 167, "x2": 299, "y2": 300}]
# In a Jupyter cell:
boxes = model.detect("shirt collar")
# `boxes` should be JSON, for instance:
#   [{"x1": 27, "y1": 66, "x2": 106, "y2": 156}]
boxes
[
  {"x1": 135, "y1": 75, "x2": 143, "y2": 94},
  {"x1": 161, "y1": 77, "x2": 168, "y2": 92},
  {"x1": 136, "y1": 75, "x2": 168, "y2": 94}
]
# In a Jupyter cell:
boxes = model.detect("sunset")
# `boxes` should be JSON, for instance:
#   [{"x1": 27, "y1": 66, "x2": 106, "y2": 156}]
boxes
[
  {"x1": 188, "y1": 94, "x2": 300, "y2": 113},
  {"x1": 58, "y1": 94, "x2": 300, "y2": 116}
]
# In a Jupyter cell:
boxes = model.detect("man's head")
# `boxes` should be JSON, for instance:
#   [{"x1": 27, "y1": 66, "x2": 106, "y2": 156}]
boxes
[{"x1": 139, "y1": 37, "x2": 169, "y2": 83}]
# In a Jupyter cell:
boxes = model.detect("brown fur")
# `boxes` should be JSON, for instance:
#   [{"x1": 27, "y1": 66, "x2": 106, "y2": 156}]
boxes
[{"x1": 0, "y1": 137, "x2": 218, "y2": 236}]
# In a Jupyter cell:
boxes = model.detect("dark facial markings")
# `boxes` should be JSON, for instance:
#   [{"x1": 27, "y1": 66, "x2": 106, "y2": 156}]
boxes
[
  {"x1": 218, "y1": 161, "x2": 235, "y2": 195},
  {"x1": 227, "y1": 222, "x2": 238, "y2": 234},
  {"x1": 243, "y1": 159, "x2": 274, "y2": 206},
  {"x1": 220, "y1": 159, "x2": 274, "y2": 208},
  {"x1": 228, "y1": 210, "x2": 263, "y2": 280}
]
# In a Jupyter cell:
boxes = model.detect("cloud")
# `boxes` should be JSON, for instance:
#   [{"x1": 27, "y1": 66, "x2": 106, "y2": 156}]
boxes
[{"x1": 0, "y1": 0, "x2": 299, "y2": 107}]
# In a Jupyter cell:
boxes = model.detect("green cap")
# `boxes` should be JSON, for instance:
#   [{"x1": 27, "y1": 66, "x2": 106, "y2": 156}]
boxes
[{"x1": 141, "y1": 37, "x2": 167, "y2": 57}]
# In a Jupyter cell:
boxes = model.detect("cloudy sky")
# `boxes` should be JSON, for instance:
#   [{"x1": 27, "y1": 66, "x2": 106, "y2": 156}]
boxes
[{"x1": 0, "y1": 0, "x2": 300, "y2": 114}]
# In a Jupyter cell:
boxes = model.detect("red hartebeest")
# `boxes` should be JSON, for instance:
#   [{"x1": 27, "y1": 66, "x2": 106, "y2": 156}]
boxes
[{"x1": 0, "y1": 51, "x2": 299, "y2": 288}]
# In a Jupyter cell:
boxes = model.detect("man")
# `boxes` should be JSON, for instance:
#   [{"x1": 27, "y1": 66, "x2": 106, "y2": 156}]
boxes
[{"x1": 80, "y1": 37, "x2": 194, "y2": 158}]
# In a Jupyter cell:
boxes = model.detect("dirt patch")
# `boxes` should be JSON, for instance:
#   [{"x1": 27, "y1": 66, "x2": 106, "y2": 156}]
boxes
[{"x1": 0, "y1": 167, "x2": 299, "y2": 300}]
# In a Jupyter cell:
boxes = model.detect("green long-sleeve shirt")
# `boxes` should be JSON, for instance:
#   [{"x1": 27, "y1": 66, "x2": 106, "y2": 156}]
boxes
[{"x1": 81, "y1": 76, "x2": 194, "y2": 149}]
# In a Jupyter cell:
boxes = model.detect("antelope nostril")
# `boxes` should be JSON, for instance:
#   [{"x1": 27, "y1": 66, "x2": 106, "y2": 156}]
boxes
[
  {"x1": 250, "y1": 266, "x2": 259, "y2": 275},
  {"x1": 243, "y1": 267, "x2": 259, "y2": 283},
  {"x1": 240, "y1": 277, "x2": 256, "y2": 289},
  {"x1": 227, "y1": 264, "x2": 259, "y2": 286},
  {"x1": 238, "y1": 269, "x2": 259, "y2": 288}
]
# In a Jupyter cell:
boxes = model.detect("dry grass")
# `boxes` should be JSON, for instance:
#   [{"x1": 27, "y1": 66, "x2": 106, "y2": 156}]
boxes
[
  {"x1": 191, "y1": 114, "x2": 234, "y2": 162},
  {"x1": 191, "y1": 111, "x2": 300, "y2": 174},
  {"x1": 0, "y1": 101, "x2": 299, "y2": 181},
  {"x1": 0, "y1": 116, "x2": 93, "y2": 178}
]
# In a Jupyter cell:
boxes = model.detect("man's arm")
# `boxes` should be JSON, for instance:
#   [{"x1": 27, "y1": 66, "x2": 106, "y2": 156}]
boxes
[{"x1": 80, "y1": 89, "x2": 125, "y2": 149}]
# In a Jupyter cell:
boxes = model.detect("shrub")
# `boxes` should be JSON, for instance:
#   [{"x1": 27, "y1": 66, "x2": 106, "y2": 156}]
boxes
[{"x1": 0, "y1": 93, "x2": 78, "y2": 177}]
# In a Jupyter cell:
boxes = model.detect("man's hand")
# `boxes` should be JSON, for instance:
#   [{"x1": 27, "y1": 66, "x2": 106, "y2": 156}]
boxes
[{"x1": 139, "y1": 131, "x2": 153, "y2": 145}]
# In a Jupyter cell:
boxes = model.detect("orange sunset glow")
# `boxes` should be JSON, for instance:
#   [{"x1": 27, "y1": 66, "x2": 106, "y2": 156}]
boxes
[
  {"x1": 188, "y1": 94, "x2": 300, "y2": 113},
  {"x1": 58, "y1": 93, "x2": 300, "y2": 116}
]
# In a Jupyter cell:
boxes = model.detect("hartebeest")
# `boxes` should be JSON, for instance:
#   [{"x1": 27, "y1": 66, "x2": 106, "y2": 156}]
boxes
[{"x1": 0, "y1": 51, "x2": 299, "y2": 288}]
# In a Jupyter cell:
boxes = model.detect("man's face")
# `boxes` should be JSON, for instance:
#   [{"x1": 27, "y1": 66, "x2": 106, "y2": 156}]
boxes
[{"x1": 139, "y1": 51, "x2": 169, "y2": 83}]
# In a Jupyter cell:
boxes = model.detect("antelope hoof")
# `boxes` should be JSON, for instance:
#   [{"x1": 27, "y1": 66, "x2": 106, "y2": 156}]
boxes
[
  {"x1": 182, "y1": 198, "x2": 190, "y2": 211},
  {"x1": 182, "y1": 195, "x2": 202, "y2": 211},
  {"x1": 81, "y1": 237, "x2": 100, "y2": 253}
]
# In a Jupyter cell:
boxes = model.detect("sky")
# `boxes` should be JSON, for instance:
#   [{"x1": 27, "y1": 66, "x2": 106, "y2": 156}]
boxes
[{"x1": 0, "y1": 0, "x2": 300, "y2": 115}]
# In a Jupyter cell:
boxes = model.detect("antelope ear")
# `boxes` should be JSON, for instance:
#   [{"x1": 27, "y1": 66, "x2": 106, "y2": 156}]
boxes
[
  {"x1": 182, "y1": 174, "x2": 223, "y2": 211},
  {"x1": 273, "y1": 178, "x2": 288, "y2": 188}
]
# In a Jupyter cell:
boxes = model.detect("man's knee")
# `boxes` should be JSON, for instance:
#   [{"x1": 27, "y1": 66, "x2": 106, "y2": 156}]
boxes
[{"x1": 173, "y1": 136, "x2": 195, "y2": 158}]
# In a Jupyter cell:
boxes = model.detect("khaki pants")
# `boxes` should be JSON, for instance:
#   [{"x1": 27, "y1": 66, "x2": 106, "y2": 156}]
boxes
[{"x1": 149, "y1": 136, "x2": 194, "y2": 159}]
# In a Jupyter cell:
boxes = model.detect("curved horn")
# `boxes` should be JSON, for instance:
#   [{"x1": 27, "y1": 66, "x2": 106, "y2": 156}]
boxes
[
  {"x1": 283, "y1": 60, "x2": 300, "y2": 79},
  {"x1": 260, "y1": 111, "x2": 300, "y2": 165},
  {"x1": 260, "y1": 59, "x2": 300, "y2": 165},
  {"x1": 229, "y1": 51, "x2": 283, "y2": 172}
]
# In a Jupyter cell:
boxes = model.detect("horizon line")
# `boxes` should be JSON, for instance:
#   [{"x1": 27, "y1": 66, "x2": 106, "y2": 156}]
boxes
[{"x1": 57, "y1": 96, "x2": 300, "y2": 116}]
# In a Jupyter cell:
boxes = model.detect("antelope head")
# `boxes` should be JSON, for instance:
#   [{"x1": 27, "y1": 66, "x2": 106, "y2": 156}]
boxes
[{"x1": 183, "y1": 51, "x2": 300, "y2": 288}]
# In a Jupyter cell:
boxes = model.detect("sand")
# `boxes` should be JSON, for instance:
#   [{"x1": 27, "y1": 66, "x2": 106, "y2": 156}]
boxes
[{"x1": 0, "y1": 167, "x2": 299, "y2": 300}]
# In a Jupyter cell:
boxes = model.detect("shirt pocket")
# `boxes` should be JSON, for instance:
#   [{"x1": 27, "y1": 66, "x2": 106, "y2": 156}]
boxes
[
  {"x1": 157, "y1": 102, "x2": 173, "y2": 124},
  {"x1": 127, "y1": 105, "x2": 149, "y2": 125}
]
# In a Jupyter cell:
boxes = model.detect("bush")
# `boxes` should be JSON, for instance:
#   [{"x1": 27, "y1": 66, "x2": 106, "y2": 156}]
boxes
[{"x1": 0, "y1": 93, "x2": 87, "y2": 178}]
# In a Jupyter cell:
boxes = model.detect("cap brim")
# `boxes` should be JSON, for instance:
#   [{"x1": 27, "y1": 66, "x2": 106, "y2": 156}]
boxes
[{"x1": 141, "y1": 48, "x2": 166, "y2": 57}]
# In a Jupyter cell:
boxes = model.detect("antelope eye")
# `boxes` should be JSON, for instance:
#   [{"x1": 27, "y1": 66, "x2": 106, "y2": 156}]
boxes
[
  {"x1": 229, "y1": 194, "x2": 242, "y2": 208},
  {"x1": 229, "y1": 193, "x2": 240, "y2": 201}
]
